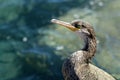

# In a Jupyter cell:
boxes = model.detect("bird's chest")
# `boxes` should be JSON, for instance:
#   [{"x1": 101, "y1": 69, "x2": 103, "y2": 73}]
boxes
[{"x1": 62, "y1": 58, "x2": 89, "y2": 80}]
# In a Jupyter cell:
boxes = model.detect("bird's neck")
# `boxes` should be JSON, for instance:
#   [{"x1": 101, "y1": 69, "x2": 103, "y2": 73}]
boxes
[{"x1": 82, "y1": 36, "x2": 97, "y2": 58}]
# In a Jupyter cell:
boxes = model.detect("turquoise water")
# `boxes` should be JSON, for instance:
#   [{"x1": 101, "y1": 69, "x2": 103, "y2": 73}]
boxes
[{"x1": 0, "y1": 0, "x2": 120, "y2": 80}]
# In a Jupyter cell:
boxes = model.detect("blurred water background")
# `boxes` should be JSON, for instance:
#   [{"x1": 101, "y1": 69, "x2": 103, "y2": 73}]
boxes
[{"x1": 0, "y1": 0, "x2": 120, "y2": 80}]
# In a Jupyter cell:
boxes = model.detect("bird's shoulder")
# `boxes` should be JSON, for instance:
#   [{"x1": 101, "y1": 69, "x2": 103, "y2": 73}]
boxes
[{"x1": 63, "y1": 50, "x2": 87, "y2": 65}]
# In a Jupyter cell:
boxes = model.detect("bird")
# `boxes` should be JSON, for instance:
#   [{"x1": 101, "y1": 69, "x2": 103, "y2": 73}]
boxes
[{"x1": 51, "y1": 19, "x2": 116, "y2": 80}]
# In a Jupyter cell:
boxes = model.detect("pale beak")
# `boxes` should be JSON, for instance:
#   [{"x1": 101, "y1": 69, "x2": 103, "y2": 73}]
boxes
[{"x1": 51, "y1": 19, "x2": 79, "y2": 31}]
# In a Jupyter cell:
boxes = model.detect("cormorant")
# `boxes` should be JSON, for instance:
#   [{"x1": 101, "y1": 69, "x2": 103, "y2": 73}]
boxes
[{"x1": 51, "y1": 19, "x2": 116, "y2": 80}]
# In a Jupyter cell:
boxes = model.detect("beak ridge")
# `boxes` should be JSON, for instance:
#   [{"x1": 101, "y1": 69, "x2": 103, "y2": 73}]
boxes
[{"x1": 51, "y1": 19, "x2": 79, "y2": 31}]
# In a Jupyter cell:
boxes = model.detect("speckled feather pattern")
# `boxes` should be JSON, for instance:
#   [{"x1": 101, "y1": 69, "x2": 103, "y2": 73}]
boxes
[{"x1": 62, "y1": 20, "x2": 115, "y2": 80}]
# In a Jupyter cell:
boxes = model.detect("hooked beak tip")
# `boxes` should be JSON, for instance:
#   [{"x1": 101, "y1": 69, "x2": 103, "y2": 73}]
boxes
[{"x1": 51, "y1": 19, "x2": 56, "y2": 23}]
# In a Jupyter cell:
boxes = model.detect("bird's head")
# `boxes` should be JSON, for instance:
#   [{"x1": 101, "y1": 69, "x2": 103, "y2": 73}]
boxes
[{"x1": 51, "y1": 19, "x2": 95, "y2": 39}]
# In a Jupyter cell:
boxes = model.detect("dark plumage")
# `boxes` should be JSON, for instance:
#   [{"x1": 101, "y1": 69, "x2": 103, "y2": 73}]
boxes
[{"x1": 51, "y1": 19, "x2": 116, "y2": 80}]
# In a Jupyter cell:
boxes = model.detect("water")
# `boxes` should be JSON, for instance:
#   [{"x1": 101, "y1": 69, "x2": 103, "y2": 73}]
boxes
[{"x1": 0, "y1": 0, "x2": 120, "y2": 80}]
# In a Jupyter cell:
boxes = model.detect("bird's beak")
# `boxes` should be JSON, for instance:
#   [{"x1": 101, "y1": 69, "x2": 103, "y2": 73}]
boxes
[{"x1": 51, "y1": 19, "x2": 79, "y2": 31}]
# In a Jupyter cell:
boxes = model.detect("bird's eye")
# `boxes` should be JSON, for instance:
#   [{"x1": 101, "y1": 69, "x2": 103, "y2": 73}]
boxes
[{"x1": 74, "y1": 24, "x2": 81, "y2": 29}]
